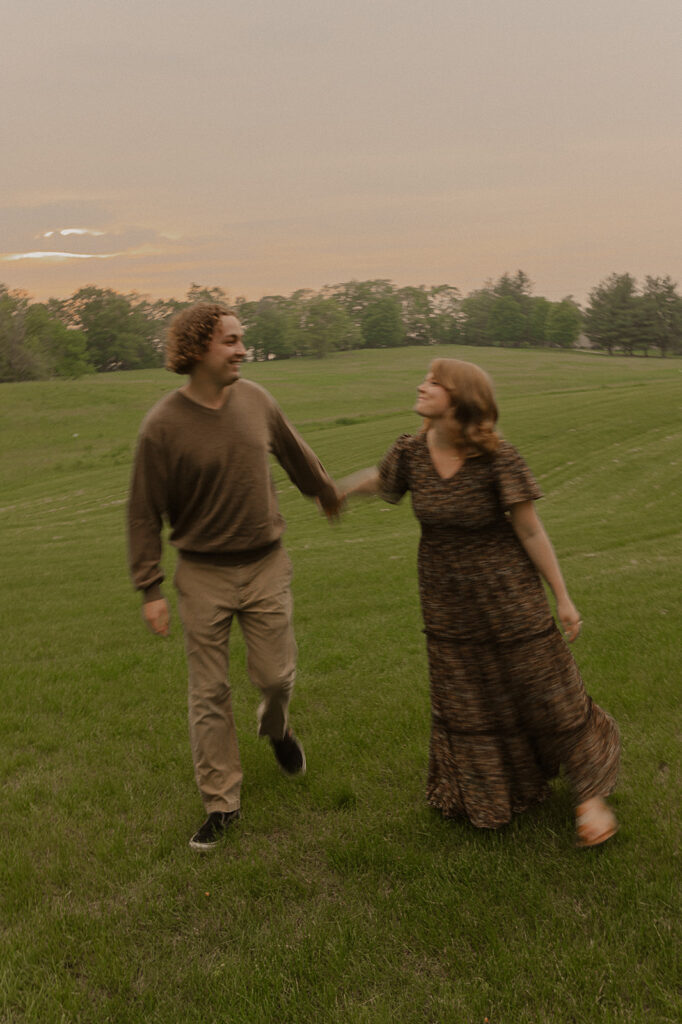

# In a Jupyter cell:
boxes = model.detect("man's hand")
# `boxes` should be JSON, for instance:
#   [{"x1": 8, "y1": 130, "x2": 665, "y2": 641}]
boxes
[
  {"x1": 316, "y1": 483, "x2": 345, "y2": 522},
  {"x1": 142, "y1": 598, "x2": 170, "y2": 637}
]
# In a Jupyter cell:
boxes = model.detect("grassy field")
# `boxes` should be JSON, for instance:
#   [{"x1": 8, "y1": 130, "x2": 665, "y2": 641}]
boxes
[{"x1": 0, "y1": 346, "x2": 680, "y2": 1023}]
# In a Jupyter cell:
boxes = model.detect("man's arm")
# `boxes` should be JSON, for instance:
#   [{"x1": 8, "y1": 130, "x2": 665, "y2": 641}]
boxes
[
  {"x1": 316, "y1": 481, "x2": 345, "y2": 521},
  {"x1": 127, "y1": 432, "x2": 170, "y2": 635},
  {"x1": 269, "y1": 405, "x2": 343, "y2": 519}
]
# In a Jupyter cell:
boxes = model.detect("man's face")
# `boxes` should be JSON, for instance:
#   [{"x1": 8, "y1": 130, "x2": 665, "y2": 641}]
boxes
[{"x1": 199, "y1": 315, "x2": 246, "y2": 386}]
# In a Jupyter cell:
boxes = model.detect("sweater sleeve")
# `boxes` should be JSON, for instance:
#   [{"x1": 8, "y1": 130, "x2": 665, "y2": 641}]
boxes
[
  {"x1": 127, "y1": 430, "x2": 168, "y2": 598},
  {"x1": 268, "y1": 403, "x2": 336, "y2": 498}
]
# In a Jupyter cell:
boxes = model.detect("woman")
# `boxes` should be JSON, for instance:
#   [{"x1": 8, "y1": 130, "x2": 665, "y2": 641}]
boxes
[{"x1": 342, "y1": 359, "x2": 619, "y2": 846}]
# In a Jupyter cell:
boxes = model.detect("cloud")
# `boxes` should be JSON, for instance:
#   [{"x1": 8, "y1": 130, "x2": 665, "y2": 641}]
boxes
[
  {"x1": 3, "y1": 250, "x2": 121, "y2": 262},
  {"x1": 0, "y1": 207, "x2": 187, "y2": 264},
  {"x1": 0, "y1": 201, "x2": 112, "y2": 250},
  {"x1": 42, "y1": 228, "x2": 106, "y2": 238}
]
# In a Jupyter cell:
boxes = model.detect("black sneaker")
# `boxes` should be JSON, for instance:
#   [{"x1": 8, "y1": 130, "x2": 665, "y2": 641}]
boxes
[
  {"x1": 189, "y1": 810, "x2": 240, "y2": 852},
  {"x1": 270, "y1": 730, "x2": 306, "y2": 776}
]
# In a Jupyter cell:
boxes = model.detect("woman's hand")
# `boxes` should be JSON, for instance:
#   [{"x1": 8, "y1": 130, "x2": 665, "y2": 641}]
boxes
[
  {"x1": 509, "y1": 503, "x2": 582, "y2": 643},
  {"x1": 557, "y1": 596, "x2": 582, "y2": 643}
]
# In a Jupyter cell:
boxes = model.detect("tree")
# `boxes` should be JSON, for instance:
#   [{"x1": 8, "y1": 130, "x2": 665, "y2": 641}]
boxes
[
  {"x1": 0, "y1": 286, "x2": 94, "y2": 380},
  {"x1": 428, "y1": 285, "x2": 462, "y2": 344},
  {"x1": 324, "y1": 280, "x2": 397, "y2": 348},
  {"x1": 296, "y1": 296, "x2": 360, "y2": 357},
  {"x1": 0, "y1": 286, "x2": 39, "y2": 382},
  {"x1": 327, "y1": 279, "x2": 395, "y2": 319},
  {"x1": 528, "y1": 297, "x2": 552, "y2": 347},
  {"x1": 60, "y1": 287, "x2": 162, "y2": 370},
  {"x1": 24, "y1": 304, "x2": 92, "y2": 377},
  {"x1": 488, "y1": 296, "x2": 525, "y2": 347},
  {"x1": 397, "y1": 285, "x2": 432, "y2": 345},
  {"x1": 640, "y1": 276, "x2": 682, "y2": 357},
  {"x1": 460, "y1": 287, "x2": 496, "y2": 346},
  {"x1": 243, "y1": 297, "x2": 294, "y2": 360},
  {"x1": 494, "y1": 270, "x2": 533, "y2": 305},
  {"x1": 584, "y1": 274, "x2": 640, "y2": 355},
  {"x1": 360, "y1": 295, "x2": 405, "y2": 348},
  {"x1": 492, "y1": 271, "x2": 533, "y2": 345},
  {"x1": 545, "y1": 299, "x2": 582, "y2": 349},
  {"x1": 185, "y1": 284, "x2": 231, "y2": 306},
  {"x1": 52, "y1": 323, "x2": 93, "y2": 377}
]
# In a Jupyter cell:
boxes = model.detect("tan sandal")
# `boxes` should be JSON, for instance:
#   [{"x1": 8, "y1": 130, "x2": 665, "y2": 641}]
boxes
[{"x1": 575, "y1": 798, "x2": 619, "y2": 848}]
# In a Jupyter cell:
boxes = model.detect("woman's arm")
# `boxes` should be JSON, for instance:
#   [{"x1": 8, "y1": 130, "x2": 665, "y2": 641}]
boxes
[
  {"x1": 338, "y1": 467, "x2": 381, "y2": 497},
  {"x1": 509, "y1": 500, "x2": 582, "y2": 642},
  {"x1": 315, "y1": 468, "x2": 379, "y2": 518}
]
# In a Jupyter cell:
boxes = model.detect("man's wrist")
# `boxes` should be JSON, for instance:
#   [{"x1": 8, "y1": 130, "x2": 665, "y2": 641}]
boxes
[
  {"x1": 142, "y1": 584, "x2": 163, "y2": 604},
  {"x1": 317, "y1": 482, "x2": 338, "y2": 504}
]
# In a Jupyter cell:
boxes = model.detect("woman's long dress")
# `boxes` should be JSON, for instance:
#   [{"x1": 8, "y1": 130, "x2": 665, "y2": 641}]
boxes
[{"x1": 379, "y1": 434, "x2": 620, "y2": 829}]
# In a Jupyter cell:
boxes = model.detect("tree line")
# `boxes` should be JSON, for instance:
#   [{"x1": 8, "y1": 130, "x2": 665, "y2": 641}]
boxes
[{"x1": 1, "y1": 271, "x2": 680, "y2": 382}]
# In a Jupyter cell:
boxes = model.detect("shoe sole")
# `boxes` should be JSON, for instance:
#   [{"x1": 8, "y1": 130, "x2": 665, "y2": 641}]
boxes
[
  {"x1": 576, "y1": 824, "x2": 619, "y2": 849},
  {"x1": 188, "y1": 812, "x2": 240, "y2": 851},
  {"x1": 189, "y1": 838, "x2": 222, "y2": 853}
]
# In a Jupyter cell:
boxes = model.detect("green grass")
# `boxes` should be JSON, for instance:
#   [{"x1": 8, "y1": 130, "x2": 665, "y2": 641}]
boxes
[{"x1": 0, "y1": 346, "x2": 680, "y2": 1023}]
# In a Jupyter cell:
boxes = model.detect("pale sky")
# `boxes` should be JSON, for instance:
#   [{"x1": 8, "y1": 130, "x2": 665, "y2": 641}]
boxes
[{"x1": 1, "y1": 0, "x2": 680, "y2": 305}]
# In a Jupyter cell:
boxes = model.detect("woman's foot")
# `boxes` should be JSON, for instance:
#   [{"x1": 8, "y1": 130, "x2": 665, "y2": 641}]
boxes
[{"x1": 575, "y1": 797, "x2": 619, "y2": 848}]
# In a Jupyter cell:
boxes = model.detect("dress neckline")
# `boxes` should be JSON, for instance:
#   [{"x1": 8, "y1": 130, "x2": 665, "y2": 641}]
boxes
[{"x1": 424, "y1": 433, "x2": 467, "y2": 482}]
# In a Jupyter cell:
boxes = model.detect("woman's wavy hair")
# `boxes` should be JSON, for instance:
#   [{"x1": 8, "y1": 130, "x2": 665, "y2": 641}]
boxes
[
  {"x1": 165, "y1": 303, "x2": 238, "y2": 374},
  {"x1": 423, "y1": 358, "x2": 501, "y2": 455}
]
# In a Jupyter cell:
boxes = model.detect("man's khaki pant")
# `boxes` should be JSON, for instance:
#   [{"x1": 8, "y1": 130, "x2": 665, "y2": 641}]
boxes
[{"x1": 174, "y1": 545, "x2": 297, "y2": 813}]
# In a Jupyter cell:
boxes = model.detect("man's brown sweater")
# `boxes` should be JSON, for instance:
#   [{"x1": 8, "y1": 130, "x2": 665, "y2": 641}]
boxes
[{"x1": 127, "y1": 380, "x2": 335, "y2": 600}]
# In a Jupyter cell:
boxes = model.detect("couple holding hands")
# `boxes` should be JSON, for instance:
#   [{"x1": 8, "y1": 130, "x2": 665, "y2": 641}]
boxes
[{"x1": 128, "y1": 303, "x2": 619, "y2": 853}]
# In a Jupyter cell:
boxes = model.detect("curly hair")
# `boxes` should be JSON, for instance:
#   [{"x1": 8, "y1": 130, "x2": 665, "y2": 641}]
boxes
[
  {"x1": 423, "y1": 358, "x2": 501, "y2": 455},
  {"x1": 165, "y1": 303, "x2": 238, "y2": 375}
]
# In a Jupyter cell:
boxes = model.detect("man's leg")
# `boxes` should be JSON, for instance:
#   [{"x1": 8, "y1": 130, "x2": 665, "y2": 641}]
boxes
[
  {"x1": 175, "y1": 557, "x2": 242, "y2": 813},
  {"x1": 237, "y1": 546, "x2": 297, "y2": 742}
]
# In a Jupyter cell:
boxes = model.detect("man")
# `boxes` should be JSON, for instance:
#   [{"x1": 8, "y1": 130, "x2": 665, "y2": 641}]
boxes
[{"x1": 128, "y1": 303, "x2": 341, "y2": 852}]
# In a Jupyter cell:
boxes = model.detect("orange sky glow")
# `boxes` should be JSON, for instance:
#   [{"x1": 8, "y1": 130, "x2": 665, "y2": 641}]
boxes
[{"x1": 2, "y1": 0, "x2": 680, "y2": 306}]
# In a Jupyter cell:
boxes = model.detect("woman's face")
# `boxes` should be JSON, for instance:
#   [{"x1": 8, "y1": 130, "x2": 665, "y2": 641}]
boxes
[{"x1": 414, "y1": 372, "x2": 452, "y2": 419}]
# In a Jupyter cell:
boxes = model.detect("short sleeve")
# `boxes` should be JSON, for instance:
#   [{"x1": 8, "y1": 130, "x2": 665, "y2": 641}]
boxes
[
  {"x1": 378, "y1": 434, "x2": 412, "y2": 503},
  {"x1": 493, "y1": 441, "x2": 543, "y2": 509}
]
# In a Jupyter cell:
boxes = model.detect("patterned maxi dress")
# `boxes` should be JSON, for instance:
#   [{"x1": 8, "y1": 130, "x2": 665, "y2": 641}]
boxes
[{"x1": 379, "y1": 434, "x2": 620, "y2": 829}]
